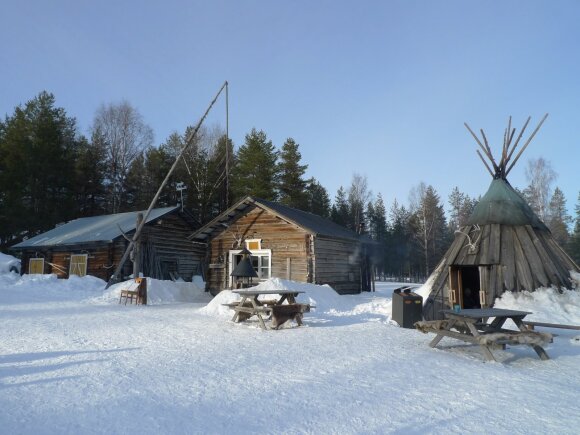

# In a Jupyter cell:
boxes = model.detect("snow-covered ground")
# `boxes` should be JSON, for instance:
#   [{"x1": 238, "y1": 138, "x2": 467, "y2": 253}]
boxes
[{"x1": 1, "y1": 272, "x2": 579, "y2": 434}]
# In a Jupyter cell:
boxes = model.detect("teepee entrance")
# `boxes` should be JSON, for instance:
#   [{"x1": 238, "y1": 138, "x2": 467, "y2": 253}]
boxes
[{"x1": 449, "y1": 266, "x2": 481, "y2": 309}]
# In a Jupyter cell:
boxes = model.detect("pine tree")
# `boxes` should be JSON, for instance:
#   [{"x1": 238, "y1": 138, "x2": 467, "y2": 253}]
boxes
[
  {"x1": 330, "y1": 186, "x2": 350, "y2": 228},
  {"x1": 409, "y1": 184, "x2": 449, "y2": 277},
  {"x1": 277, "y1": 138, "x2": 308, "y2": 210},
  {"x1": 214, "y1": 134, "x2": 235, "y2": 214},
  {"x1": 547, "y1": 187, "x2": 571, "y2": 247},
  {"x1": 368, "y1": 194, "x2": 387, "y2": 241},
  {"x1": 74, "y1": 135, "x2": 107, "y2": 217},
  {"x1": 448, "y1": 187, "x2": 477, "y2": 231},
  {"x1": 367, "y1": 194, "x2": 388, "y2": 276},
  {"x1": 0, "y1": 91, "x2": 79, "y2": 247},
  {"x1": 569, "y1": 192, "x2": 580, "y2": 264},
  {"x1": 231, "y1": 128, "x2": 278, "y2": 201},
  {"x1": 385, "y1": 199, "x2": 412, "y2": 279},
  {"x1": 306, "y1": 178, "x2": 331, "y2": 218}
]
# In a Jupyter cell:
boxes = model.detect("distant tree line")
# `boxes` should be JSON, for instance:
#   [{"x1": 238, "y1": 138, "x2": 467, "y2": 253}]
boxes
[{"x1": 1, "y1": 92, "x2": 579, "y2": 278}]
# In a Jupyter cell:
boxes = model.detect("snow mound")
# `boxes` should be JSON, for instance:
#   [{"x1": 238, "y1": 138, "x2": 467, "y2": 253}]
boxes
[
  {"x1": 0, "y1": 273, "x2": 107, "y2": 302},
  {"x1": 571, "y1": 270, "x2": 580, "y2": 289},
  {"x1": 199, "y1": 278, "x2": 346, "y2": 318},
  {"x1": 198, "y1": 289, "x2": 241, "y2": 318},
  {"x1": 0, "y1": 252, "x2": 21, "y2": 274},
  {"x1": 494, "y1": 287, "x2": 580, "y2": 325},
  {"x1": 95, "y1": 277, "x2": 210, "y2": 305}
]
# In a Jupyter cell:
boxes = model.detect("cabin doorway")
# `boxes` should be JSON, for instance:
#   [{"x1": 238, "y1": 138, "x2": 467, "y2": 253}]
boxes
[{"x1": 448, "y1": 266, "x2": 481, "y2": 309}]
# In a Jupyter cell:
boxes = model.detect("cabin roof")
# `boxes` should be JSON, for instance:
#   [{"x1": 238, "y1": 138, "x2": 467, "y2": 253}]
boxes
[
  {"x1": 11, "y1": 206, "x2": 180, "y2": 249},
  {"x1": 189, "y1": 196, "x2": 365, "y2": 243},
  {"x1": 467, "y1": 179, "x2": 548, "y2": 230}
]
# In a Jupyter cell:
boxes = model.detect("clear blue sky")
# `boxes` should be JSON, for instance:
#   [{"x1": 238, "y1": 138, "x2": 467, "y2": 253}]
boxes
[{"x1": 1, "y1": 0, "x2": 579, "y2": 216}]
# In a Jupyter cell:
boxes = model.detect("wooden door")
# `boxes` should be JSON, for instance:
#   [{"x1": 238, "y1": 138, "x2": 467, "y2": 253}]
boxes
[
  {"x1": 29, "y1": 258, "x2": 45, "y2": 274},
  {"x1": 448, "y1": 266, "x2": 460, "y2": 307},
  {"x1": 69, "y1": 254, "x2": 88, "y2": 277}
]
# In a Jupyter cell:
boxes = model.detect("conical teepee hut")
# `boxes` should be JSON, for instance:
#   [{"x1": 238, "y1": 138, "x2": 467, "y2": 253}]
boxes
[{"x1": 423, "y1": 114, "x2": 579, "y2": 320}]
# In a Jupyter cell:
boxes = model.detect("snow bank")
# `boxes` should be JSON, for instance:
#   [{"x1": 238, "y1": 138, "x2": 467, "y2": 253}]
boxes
[
  {"x1": 198, "y1": 277, "x2": 401, "y2": 321},
  {"x1": 494, "y1": 287, "x2": 580, "y2": 325},
  {"x1": 0, "y1": 252, "x2": 20, "y2": 274},
  {"x1": 571, "y1": 270, "x2": 580, "y2": 289},
  {"x1": 199, "y1": 278, "x2": 347, "y2": 318},
  {"x1": 198, "y1": 289, "x2": 241, "y2": 318},
  {"x1": 0, "y1": 273, "x2": 106, "y2": 302},
  {"x1": 96, "y1": 277, "x2": 210, "y2": 305}
]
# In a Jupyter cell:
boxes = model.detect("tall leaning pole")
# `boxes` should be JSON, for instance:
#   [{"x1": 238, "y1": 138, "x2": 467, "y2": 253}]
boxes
[{"x1": 106, "y1": 81, "x2": 229, "y2": 288}]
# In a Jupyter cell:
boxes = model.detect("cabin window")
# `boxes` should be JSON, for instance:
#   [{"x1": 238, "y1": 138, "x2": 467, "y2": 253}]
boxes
[
  {"x1": 29, "y1": 258, "x2": 45, "y2": 274},
  {"x1": 245, "y1": 239, "x2": 262, "y2": 250},
  {"x1": 228, "y1": 248, "x2": 271, "y2": 287},
  {"x1": 69, "y1": 254, "x2": 88, "y2": 277}
]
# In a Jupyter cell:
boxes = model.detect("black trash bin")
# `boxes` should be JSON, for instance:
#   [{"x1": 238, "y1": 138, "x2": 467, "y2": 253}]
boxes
[{"x1": 392, "y1": 287, "x2": 423, "y2": 328}]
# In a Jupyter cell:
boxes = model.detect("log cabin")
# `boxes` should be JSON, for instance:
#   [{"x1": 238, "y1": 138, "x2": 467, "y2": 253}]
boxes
[
  {"x1": 189, "y1": 197, "x2": 375, "y2": 294},
  {"x1": 11, "y1": 206, "x2": 204, "y2": 281}
]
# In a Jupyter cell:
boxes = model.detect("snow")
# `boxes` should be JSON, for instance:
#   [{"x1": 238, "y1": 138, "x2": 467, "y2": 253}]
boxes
[
  {"x1": 96, "y1": 277, "x2": 210, "y2": 305},
  {"x1": 0, "y1": 252, "x2": 20, "y2": 274},
  {"x1": 1, "y1": 274, "x2": 579, "y2": 434}
]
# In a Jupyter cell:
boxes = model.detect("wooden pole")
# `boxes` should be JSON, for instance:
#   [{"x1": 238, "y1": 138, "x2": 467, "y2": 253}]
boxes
[
  {"x1": 506, "y1": 113, "x2": 549, "y2": 176},
  {"x1": 480, "y1": 129, "x2": 499, "y2": 173},
  {"x1": 476, "y1": 150, "x2": 494, "y2": 177},
  {"x1": 132, "y1": 213, "x2": 143, "y2": 279},
  {"x1": 504, "y1": 116, "x2": 531, "y2": 168},
  {"x1": 465, "y1": 123, "x2": 496, "y2": 172},
  {"x1": 106, "y1": 81, "x2": 229, "y2": 288},
  {"x1": 225, "y1": 81, "x2": 229, "y2": 209}
]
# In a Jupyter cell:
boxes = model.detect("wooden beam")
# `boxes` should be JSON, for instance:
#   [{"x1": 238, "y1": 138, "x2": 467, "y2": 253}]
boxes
[
  {"x1": 506, "y1": 113, "x2": 549, "y2": 176},
  {"x1": 476, "y1": 150, "x2": 495, "y2": 177},
  {"x1": 465, "y1": 123, "x2": 496, "y2": 170},
  {"x1": 480, "y1": 129, "x2": 500, "y2": 173},
  {"x1": 504, "y1": 116, "x2": 531, "y2": 168}
]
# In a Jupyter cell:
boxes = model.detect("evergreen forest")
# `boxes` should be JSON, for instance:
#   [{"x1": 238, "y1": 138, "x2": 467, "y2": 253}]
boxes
[{"x1": 2, "y1": 92, "x2": 579, "y2": 280}]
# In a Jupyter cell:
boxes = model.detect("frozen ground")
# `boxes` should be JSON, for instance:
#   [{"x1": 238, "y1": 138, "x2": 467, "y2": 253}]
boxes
[{"x1": 1, "y1": 272, "x2": 579, "y2": 434}]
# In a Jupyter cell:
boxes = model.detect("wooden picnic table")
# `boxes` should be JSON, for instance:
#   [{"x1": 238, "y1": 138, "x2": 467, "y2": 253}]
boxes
[
  {"x1": 227, "y1": 290, "x2": 309, "y2": 330},
  {"x1": 416, "y1": 308, "x2": 551, "y2": 362}
]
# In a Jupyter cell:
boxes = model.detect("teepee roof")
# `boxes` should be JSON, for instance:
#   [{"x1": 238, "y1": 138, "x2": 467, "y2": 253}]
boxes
[{"x1": 467, "y1": 179, "x2": 548, "y2": 230}]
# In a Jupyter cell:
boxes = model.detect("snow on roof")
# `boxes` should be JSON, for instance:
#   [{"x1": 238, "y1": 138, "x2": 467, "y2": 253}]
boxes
[{"x1": 11, "y1": 206, "x2": 179, "y2": 249}]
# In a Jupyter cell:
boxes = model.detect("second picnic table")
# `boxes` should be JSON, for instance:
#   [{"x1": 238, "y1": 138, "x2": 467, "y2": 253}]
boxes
[
  {"x1": 227, "y1": 289, "x2": 309, "y2": 330},
  {"x1": 416, "y1": 308, "x2": 552, "y2": 361}
]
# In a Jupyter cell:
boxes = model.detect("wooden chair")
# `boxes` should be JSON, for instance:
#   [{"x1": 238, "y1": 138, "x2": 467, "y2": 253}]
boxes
[{"x1": 119, "y1": 278, "x2": 145, "y2": 305}]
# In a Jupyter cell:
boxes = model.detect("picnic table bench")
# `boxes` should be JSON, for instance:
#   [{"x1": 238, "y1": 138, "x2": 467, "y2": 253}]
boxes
[
  {"x1": 225, "y1": 290, "x2": 310, "y2": 330},
  {"x1": 415, "y1": 308, "x2": 552, "y2": 362}
]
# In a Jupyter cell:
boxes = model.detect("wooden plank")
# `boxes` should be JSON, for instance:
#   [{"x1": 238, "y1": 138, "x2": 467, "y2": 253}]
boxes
[
  {"x1": 501, "y1": 226, "x2": 515, "y2": 291},
  {"x1": 512, "y1": 229, "x2": 534, "y2": 291},
  {"x1": 488, "y1": 224, "x2": 501, "y2": 264},
  {"x1": 514, "y1": 226, "x2": 549, "y2": 288},
  {"x1": 473, "y1": 224, "x2": 490, "y2": 265},
  {"x1": 524, "y1": 226, "x2": 562, "y2": 286},
  {"x1": 523, "y1": 321, "x2": 580, "y2": 331}
]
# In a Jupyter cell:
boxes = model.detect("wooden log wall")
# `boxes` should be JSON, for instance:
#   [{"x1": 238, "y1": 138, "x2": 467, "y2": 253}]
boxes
[
  {"x1": 17, "y1": 242, "x2": 121, "y2": 281},
  {"x1": 15, "y1": 211, "x2": 202, "y2": 283},
  {"x1": 313, "y1": 236, "x2": 362, "y2": 294},
  {"x1": 206, "y1": 206, "x2": 310, "y2": 292},
  {"x1": 140, "y1": 213, "x2": 202, "y2": 281}
]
